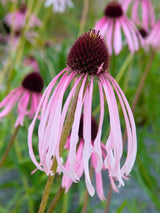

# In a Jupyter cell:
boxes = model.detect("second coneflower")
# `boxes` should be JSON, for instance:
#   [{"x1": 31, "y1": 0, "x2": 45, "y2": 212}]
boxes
[
  {"x1": 28, "y1": 30, "x2": 137, "y2": 197},
  {"x1": 0, "y1": 72, "x2": 43, "y2": 126},
  {"x1": 94, "y1": 1, "x2": 143, "y2": 55}
]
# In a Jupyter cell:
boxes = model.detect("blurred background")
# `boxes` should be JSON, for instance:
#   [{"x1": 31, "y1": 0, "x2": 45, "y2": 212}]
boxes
[{"x1": 0, "y1": 0, "x2": 160, "y2": 212}]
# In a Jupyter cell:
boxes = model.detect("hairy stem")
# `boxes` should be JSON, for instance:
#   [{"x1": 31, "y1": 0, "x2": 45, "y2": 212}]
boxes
[
  {"x1": 104, "y1": 185, "x2": 113, "y2": 213},
  {"x1": 0, "y1": 125, "x2": 20, "y2": 169},
  {"x1": 47, "y1": 186, "x2": 65, "y2": 213}
]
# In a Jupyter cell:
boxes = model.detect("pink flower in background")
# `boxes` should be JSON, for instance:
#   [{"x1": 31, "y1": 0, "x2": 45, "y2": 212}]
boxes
[
  {"x1": 94, "y1": 1, "x2": 143, "y2": 55},
  {"x1": 4, "y1": 4, "x2": 41, "y2": 31},
  {"x1": 28, "y1": 30, "x2": 137, "y2": 197},
  {"x1": 44, "y1": 0, "x2": 73, "y2": 13},
  {"x1": 131, "y1": 0, "x2": 155, "y2": 30},
  {"x1": 23, "y1": 56, "x2": 39, "y2": 73},
  {"x1": 119, "y1": 0, "x2": 132, "y2": 11},
  {"x1": 0, "y1": 72, "x2": 43, "y2": 127},
  {"x1": 146, "y1": 20, "x2": 160, "y2": 50}
]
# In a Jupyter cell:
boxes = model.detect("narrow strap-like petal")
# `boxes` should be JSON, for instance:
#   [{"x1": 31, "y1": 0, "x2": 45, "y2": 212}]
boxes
[
  {"x1": 91, "y1": 154, "x2": 106, "y2": 200},
  {"x1": 113, "y1": 19, "x2": 122, "y2": 55},
  {"x1": 100, "y1": 75, "x2": 124, "y2": 186},
  {"x1": 83, "y1": 76, "x2": 95, "y2": 196},
  {"x1": 108, "y1": 75, "x2": 137, "y2": 176},
  {"x1": 93, "y1": 82, "x2": 104, "y2": 173}
]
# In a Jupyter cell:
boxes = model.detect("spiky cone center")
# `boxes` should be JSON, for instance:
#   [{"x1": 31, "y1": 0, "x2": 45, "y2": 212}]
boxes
[
  {"x1": 139, "y1": 28, "x2": 148, "y2": 38},
  {"x1": 105, "y1": 1, "x2": 123, "y2": 18},
  {"x1": 67, "y1": 30, "x2": 110, "y2": 75},
  {"x1": 22, "y1": 72, "x2": 44, "y2": 93},
  {"x1": 19, "y1": 4, "x2": 27, "y2": 14},
  {"x1": 78, "y1": 114, "x2": 98, "y2": 141}
]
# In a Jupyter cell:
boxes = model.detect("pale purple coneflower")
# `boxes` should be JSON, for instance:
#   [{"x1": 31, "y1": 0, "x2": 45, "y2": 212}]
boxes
[
  {"x1": 94, "y1": 1, "x2": 143, "y2": 55},
  {"x1": 146, "y1": 19, "x2": 160, "y2": 50},
  {"x1": 44, "y1": 0, "x2": 73, "y2": 13},
  {"x1": 0, "y1": 72, "x2": 43, "y2": 127},
  {"x1": 4, "y1": 4, "x2": 41, "y2": 31},
  {"x1": 28, "y1": 30, "x2": 137, "y2": 197}
]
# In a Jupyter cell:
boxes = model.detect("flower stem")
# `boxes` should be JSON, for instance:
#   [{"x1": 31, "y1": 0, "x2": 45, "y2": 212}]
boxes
[
  {"x1": 14, "y1": 139, "x2": 34, "y2": 213},
  {"x1": 47, "y1": 186, "x2": 65, "y2": 213},
  {"x1": 38, "y1": 80, "x2": 83, "y2": 213},
  {"x1": 131, "y1": 51, "x2": 155, "y2": 113},
  {"x1": 79, "y1": 0, "x2": 90, "y2": 35},
  {"x1": 115, "y1": 54, "x2": 133, "y2": 83},
  {"x1": 0, "y1": 125, "x2": 20, "y2": 169},
  {"x1": 104, "y1": 184, "x2": 113, "y2": 213}
]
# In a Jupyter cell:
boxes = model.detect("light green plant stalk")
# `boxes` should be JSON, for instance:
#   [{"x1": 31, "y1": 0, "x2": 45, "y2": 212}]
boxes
[
  {"x1": 14, "y1": 139, "x2": 34, "y2": 213},
  {"x1": 0, "y1": 125, "x2": 20, "y2": 169}
]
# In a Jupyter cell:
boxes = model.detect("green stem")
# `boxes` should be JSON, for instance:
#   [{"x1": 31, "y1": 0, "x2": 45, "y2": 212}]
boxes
[
  {"x1": 0, "y1": 125, "x2": 20, "y2": 169},
  {"x1": 62, "y1": 192, "x2": 68, "y2": 213},
  {"x1": 132, "y1": 51, "x2": 155, "y2": 113},
  {"x1": 14, "y1": 139, "x2": 34, "y2": 213},
  {"x1": 79, "y1": 0, "x2": 90, "y2": 35},
  {"x1": 38, "y1": 80, "x2": 83, "y2": 213},
  {"x1": 104, "y1": 184, "x2": 113, "y2": 213},
  {"x1": 47, "y1": 186, "x2": 65, "y2": 213},
  {"x1": 115, "y1": 54, "x2": 133, "y2": 83}
]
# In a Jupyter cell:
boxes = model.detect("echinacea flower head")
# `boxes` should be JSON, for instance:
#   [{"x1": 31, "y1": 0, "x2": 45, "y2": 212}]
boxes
[
  {"x1": 0, "y1": 72, "x2": 43, "y2": 127},
  {"x1": 44, "y1": 0, "x2": 73, "y2": 13},
  {"x1": 28, "y1": 30, "x2": 137, "y2": 197},
  {"x1": 131, "y1": 0, "x2": 155, "y2": 30},
  {"x1": 4, "y1": 4, "x2": 41, "y2": 31},
  {"x1": 94, "y1": 1, "x2": 143, "y2": 55},
  {"x1": 146, "y1": 19, "x2": 160, "y2": 50}
]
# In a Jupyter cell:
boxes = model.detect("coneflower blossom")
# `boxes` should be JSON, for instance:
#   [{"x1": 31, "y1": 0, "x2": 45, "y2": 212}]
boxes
[
  {"x1": 94, "y1": 1, "x2": 143, "y2": 55},
  {"x1": 28, "y1": 30, "x2": 137, "y2": 197},
  {"x1": 146, "y1": 19, "x2": 160, "y2": 50},
  {"x1": 44, "y1": 0, "x2": 73, "y2": 13},
  {"x1": 0, "y1": 72, "x2": 43, "y2": 127},
  {"x1": 4, "y1": 4, "x2": 41, "y2": 31},
  {"x1": 130, "y1": 0, "x2": 155, "y2": 30}
]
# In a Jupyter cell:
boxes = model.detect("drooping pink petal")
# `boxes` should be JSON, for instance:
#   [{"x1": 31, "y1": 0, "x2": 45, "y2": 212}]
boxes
[
  {"x1": 113, "y1": 19, "x2": 122, "y2": 55},
  {"x1": 94, "y1": 17, "x2": 107, "y2": 31},
  {"x1": 93, "y1": 82, "x2": 104, "y2": 173},
  {"x1": 91, "y1": 154, "x2": 106, "y2": 200},
  {"x1": 15, "y1": 90, "x2": 30, "y2": 126},
  {"x1": 83, "y1": 76, "x2": 95, "y2": 196},
  {"x1": 100, "y1": 75, "x2": 124, "y2": 186},
  {"x1": 109, "y1": 76, "x2": 137, "y2": 176},
  {"x1": 120, "y1": 18, "x2": 134, "y2": 53},
  {"x1": 0, "y1": 87, "x2": 24, "y2": 118}
]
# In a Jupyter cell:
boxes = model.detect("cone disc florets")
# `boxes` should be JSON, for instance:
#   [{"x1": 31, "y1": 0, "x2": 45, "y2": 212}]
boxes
[
  {"x1": 105, "y1": 1, "x2": 123, "y2": 18},
  {"x1": 139, "y1": 28, "x2": 148, "y2": 38},
  {"x1": 67, "y1": 30, "x2": 109, "y2": 75},
  {"x1": 19, "y1": 4, "x2": 27, "y2": 14},
  {"x1": 78, "y1": 114, "x2": 98, "y2": 141},
  {"x1": 22, "y1": 72, "x2": 44, "y2": 93}
]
